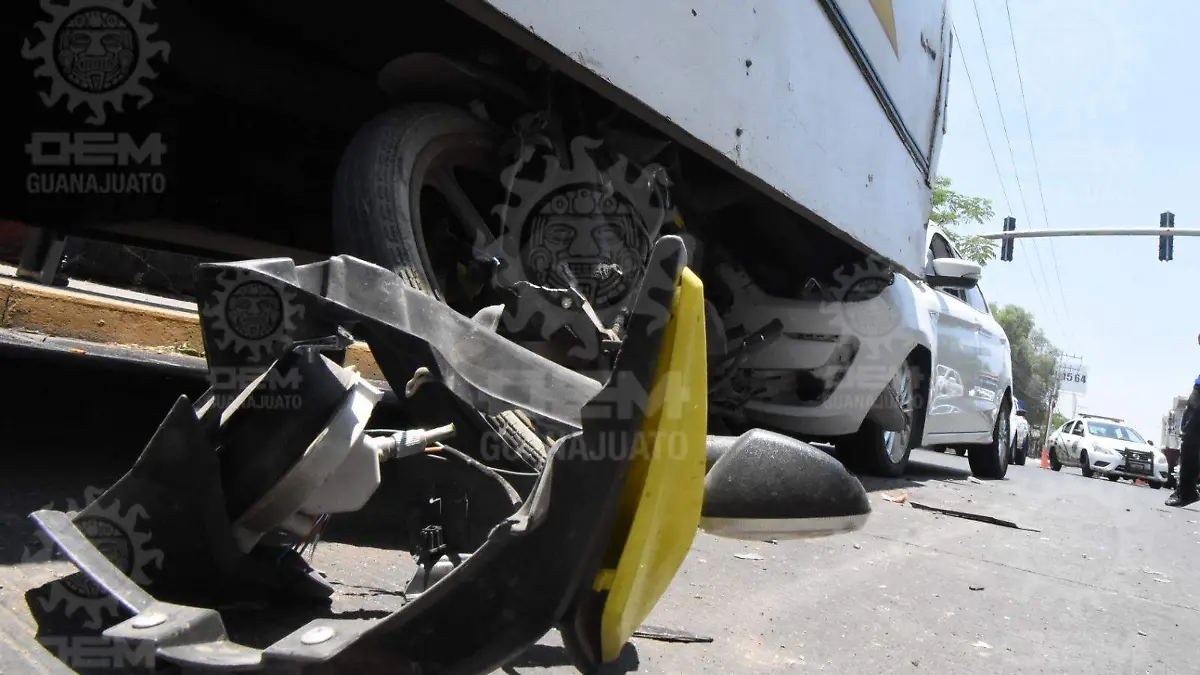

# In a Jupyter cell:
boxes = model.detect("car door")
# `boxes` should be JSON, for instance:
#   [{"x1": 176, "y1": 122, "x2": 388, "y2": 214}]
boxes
[
  {"x1": 923, "y1": 233, "x2": 984, "y2": 435},
  {"x1": 1067, "y1": 421, "x2": 1086, "y2": 462},
  {"x1": 963, "y1": 283, "x2": 1007, "y2": 434}
]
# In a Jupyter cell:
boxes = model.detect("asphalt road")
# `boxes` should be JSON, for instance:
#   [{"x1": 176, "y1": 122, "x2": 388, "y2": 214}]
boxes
[{"x1": 2, "y1": 355, "x2": 1199, "y2": 675}]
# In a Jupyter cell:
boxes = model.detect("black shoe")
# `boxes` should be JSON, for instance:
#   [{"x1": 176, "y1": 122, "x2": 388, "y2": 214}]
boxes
[{"x1": 1166, "y1": 489, "x2": 1200, "y2": 508}]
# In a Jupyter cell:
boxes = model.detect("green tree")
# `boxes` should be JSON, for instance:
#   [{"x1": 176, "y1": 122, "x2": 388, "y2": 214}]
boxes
[
  {"x1": 993, "y1": 303, "x2": 1059, "y2": 433},
  {"x1": 930, "y1": 176, "x2": 998, "y2": 266}
]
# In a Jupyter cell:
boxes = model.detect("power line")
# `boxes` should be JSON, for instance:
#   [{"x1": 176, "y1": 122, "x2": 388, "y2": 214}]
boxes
[
  {"x1": 1003, "y1": 0, "x2": 1075, "y2": 334},
  {"x1": 950, "y1": 23, "x2": 1059, "y2": 336},
  {"x1": 968, "y1": 0, "x2": 1066, "y2": 338}
]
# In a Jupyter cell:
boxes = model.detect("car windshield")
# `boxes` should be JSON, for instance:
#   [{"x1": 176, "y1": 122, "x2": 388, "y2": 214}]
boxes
[{"x1": 1086, "y1": 422, "x2": 1146, "y2": 444}]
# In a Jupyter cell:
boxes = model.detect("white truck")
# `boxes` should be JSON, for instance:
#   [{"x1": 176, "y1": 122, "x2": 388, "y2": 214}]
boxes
[{"x1": 11, "y1": 0, "x2": 955, "y2": 430}]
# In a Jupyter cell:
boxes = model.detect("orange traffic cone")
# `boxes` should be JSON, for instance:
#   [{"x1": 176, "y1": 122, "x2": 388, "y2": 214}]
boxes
[{"x1": 1040, "y1": 447, "x2": 1049, "y2": 469}]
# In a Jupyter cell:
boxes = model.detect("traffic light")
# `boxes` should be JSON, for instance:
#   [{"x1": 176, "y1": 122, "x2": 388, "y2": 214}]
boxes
[
  {"x1": 1000, "y1": 216, "x2": 1015, "y2": 262},
  {"x1": 1159, "y1": 211, "x2": 1175, "y2": 261}
]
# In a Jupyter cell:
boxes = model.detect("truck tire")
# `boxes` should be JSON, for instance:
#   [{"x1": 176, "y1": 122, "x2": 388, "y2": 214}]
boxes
[
  {"x1": 333, "y1": 103, "x2": 549, "y2": 469},
  {"x1": 969, "y1": 397, "x2": 1011, "y2": 480}
]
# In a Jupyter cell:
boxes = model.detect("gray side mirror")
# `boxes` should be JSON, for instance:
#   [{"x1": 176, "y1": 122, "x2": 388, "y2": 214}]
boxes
[{"x1": 701, "y1": 429, "x2": 870, "y2": 541}]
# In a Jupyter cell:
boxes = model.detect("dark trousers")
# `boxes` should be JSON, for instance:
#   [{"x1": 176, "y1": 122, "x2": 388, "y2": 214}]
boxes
[{"x1": 1179, "y1": 384, "x2": 1200, "y2": 493}]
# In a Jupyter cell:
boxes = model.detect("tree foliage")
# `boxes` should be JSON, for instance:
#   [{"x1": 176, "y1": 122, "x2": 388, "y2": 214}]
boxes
[
  {"x1": 993, "y1": 303, "x2": 1061, "y2": 436},
  {"x1": 930, "y1": 176, "x2": 998, "y2": 266}
]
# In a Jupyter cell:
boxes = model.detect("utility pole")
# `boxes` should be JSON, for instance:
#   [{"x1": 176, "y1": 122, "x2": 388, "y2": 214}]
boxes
[{"x1": 1040, "y1": 351, "x2": 1084, "y2": 447}]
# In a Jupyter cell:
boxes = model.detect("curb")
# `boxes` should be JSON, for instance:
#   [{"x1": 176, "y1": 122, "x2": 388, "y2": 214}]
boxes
[{"x1": 0, "y1": 276, "x2": 384, "y2": 380}]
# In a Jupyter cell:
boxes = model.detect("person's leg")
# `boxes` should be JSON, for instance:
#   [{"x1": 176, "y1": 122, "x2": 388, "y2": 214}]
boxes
[{"x1": 1167, "y1": 384, "x2": 1200, "y2": 506}]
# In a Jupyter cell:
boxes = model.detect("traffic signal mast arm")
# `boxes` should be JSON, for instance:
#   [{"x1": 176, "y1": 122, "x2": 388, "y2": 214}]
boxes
[{"x1": 976, "y1": 212, "x2": 1186, "y2": 261}]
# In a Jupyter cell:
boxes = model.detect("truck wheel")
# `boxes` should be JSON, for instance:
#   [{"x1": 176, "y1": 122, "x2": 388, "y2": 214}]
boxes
[
  {"x1": 333, "y1": 103, "x2": 549, "y2": 468},
  {"x1": 968, "y1": 398, "x2": 1011, "y2": 480},
  {"x1": 838, "y1": 357, "x2": 927, "y2": 477}
]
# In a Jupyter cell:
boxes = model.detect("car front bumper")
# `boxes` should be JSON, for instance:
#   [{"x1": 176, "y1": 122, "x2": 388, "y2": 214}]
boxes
[{"x1": 1088, "y1": 449, "x2": 1168, "y2": 483}]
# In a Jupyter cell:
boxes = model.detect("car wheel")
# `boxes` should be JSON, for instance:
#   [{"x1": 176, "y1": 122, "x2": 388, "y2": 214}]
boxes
[
  {"x1": 1080, "y1": 450, "x2": 1094, "y2": 478},
  {"x1": 1149, "y1": 481, "x2": 1164, "y2": 490},
  {"x1": 1049, "y1": 445, "x2": 1063, "y2": 471},
  {"x1": 968, "y1": 397, "x2": 1011, "y2": 479},
  {"x1": 333, "y1": 103, "x2": 549, "y2": 469},
  {"x1": 1013, "y1": 439, "x2": 1027, "y2": 466},
  {"x1": 1107, "y1": 475, "x2": 1120, "y2": 482},
  {"x1": 838, "y1": 357, "x2": 927, "y2": 477}
]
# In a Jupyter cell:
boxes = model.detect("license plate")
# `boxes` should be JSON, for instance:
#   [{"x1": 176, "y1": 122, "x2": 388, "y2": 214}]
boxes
[{"x1": 1128, "y1": 461, "x2": 1150, "y2": 474}]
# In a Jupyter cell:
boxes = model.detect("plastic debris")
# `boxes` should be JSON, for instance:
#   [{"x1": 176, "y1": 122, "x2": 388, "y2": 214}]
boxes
[
  {"x1": 632, "y1": 625, "x2": 714, "y2": 644},
  {"x1": 972, "y1": 641, "x2": 992, "y2": 649},
  {"x1": 882, "y1": 490, "x2": 909, "y2": 504},
  {"x1": 734, "y1": 553, "x2": 765, "y2": 561}
]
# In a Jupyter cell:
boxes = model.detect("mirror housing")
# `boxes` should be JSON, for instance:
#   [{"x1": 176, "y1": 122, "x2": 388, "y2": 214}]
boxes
[
  {"x1": 927, "y1": 257, "x2": 982, "y2": 290},
  {"x1": 701, "y1": 429, "x2": 870, "y2": 541}
]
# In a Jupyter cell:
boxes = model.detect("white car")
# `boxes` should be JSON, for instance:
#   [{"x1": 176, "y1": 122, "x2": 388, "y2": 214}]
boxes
[
  {"x1": 712, "y1": 224, "x2": 1015, "y2": 478},
  {"x1": 1047, "y1": 415, "x2": 1168, "y2": 488},
  {"x1": 1009, "y1": 400, "x2": 1031, "y2": 466}
]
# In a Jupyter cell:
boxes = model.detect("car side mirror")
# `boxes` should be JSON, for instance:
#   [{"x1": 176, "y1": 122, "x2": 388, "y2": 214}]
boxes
[
  {"x1": 927, "y1": 257, "x2": 981, "y2": 290},
  {"x1": 1147, "y1": 440, "x2": 1154, "y2": 446},
  {"x1": 701, "y1": 429, "x2": 870, "y2": 541}
]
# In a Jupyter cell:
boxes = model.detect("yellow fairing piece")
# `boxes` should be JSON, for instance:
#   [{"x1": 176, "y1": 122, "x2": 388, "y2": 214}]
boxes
[{"x1": 595, "y1": 266, "x2": 707, "y2": 662}]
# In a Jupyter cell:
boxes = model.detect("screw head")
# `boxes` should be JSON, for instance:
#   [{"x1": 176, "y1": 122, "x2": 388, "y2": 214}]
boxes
[
  {"x1": 132, "y1": 612, "x2": 167, "y2": 629},
  {"x1": 301, "y1": 626, "x2": 335, "y2": 645}
]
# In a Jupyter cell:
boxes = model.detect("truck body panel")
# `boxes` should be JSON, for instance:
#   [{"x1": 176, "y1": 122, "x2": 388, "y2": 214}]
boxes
[{"x1": 451, "y1": 0, "x2": 952, "y2": 277}]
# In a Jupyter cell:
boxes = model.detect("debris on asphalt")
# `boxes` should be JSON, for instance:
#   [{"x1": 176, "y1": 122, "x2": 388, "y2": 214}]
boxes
[
  {"x1": 1082, "y1": 554, "x2": 1089, "y2": 559},
  {"x1": 909, "y1": 501, "x2": 1041, "y2": 532},
  {"x1": 969, "y1": 586, "x2": 985, "y2": 591},
  {"x1": 972, "y1": 641, "x2": 992, "y2": 649},
  {"x1": 69, "y1": 348, "x2": 86, "y2": 354},
  {"x1": 1138, "y1": 630, "x2": 1147, "y2": 637},
  {"x1": 854, "y1": 544, "x2": 862, "y2": 549},
  {"x1": 735, "y1": 553, "x2": 765, "y2": 561},
  {"x1": 967, "y1": 476, "x2": 984, "y2": 485},
  {"x1": 882, "y1": 490, "x2": 909, "y2": 504},
  {"x1": 1155, "y1": 578, "x2": 1171, "y2": 584},
  {"x1": 765, "y1": 539, "x2": 779, "y2": 545},
  {"x1": 632, "y1": 625, "x2": 714, "y2": 644},
  {"x1": 911, "y1": 659, "x2": 920, "y2": 667},
  {"x1": 1143, "y1": 568, "x2": 1164, "y2": 576}
]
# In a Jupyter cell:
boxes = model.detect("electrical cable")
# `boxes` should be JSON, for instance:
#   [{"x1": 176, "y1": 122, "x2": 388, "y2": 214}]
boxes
[
  {"x1": 963, "y1": 2, "x2": 1068, "y2": 338},
  {"x1": 430, "y1": 443, "x2": 524, "y2": 508},
  {"x1": 1003, "y1": 0, "x2": 1074, "y2": 335}
]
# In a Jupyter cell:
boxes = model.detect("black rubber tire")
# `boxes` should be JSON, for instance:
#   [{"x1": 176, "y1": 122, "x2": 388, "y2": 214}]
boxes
[
  {"x1": 969, "y1": 397, "x2": 1011, "y2": 480},
  {"x1": 1013, "y1": 440, "x2": 1027, "y2": 466},
  {"x1": 1149, "y1": 481, "x2": 1164, "y2": 490},
  {"x1": 1107, "y1": 475, "x2": 1120, "y2": 482},
  {"x1": 333, "y1": 103, "x2": 548, "y2": 467},
  {"x1": 837, "y1": 357, "x2": 928, "y2": 478},
  {"x1": 1049, "y1": 445, "x2": 1063, "y2": 471},
  {"x1": 1080, "y1": 450, "x2": 1094, "y2": 478}
]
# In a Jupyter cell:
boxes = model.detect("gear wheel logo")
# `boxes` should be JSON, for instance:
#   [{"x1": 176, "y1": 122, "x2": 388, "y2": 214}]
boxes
[
  {"x1": 201, "y1": 269, "x2": 305, "y2": 363},
  {"x1": 22, "y1": 0, "x2": 171, "y2": 126},
  {"x1": 482, "y1": 135, "x2": 676, "y2": 357},
  {"x1": 818, "y1": 256, "x2": 906, "y2": 362},
  {"x1": 22, "y1": 487, "x2": 164, "y2": 630}
]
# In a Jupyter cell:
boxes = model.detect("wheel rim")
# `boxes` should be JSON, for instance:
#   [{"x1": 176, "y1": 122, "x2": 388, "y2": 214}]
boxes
[
  {"x1": 410, "y1": 134, "x2": 505, "y2": 316},
  {"x1": 997, "y1": 408, "x2": 1009, "y2": 463},
  {"x1": 883, "y1": 363, "x2": 915, "y2": 463}
]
